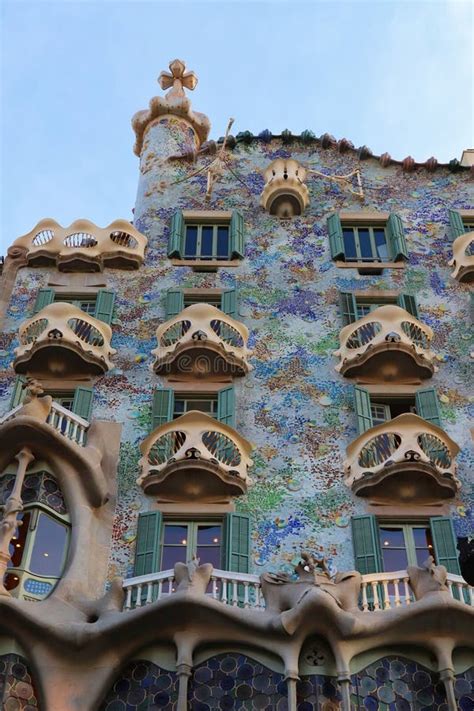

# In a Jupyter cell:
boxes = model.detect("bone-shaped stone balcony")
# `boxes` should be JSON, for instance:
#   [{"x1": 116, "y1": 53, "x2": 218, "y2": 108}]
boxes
[
  {"x1": 334, "y1": 304, "x2": 436, "y2": 381},
  {"x1": 344, "y1": 413, "x2": 460, "y2": 503},
  {"x1": 137, "y1": 410, "x2": 253, "y2": 502},
  {"x1": 14, "y1": 302, "x2": 116, "y2": 376},
  {"x1": 10, "y1": 218, "x2": 147, "y2": 271},
  {"x1": 152, "y1": 303, "x2": 252, "y2": 377},
  {"x1": 260, "y1": 158, "x2": 309, "y2": 217},
  {"x1": 448, "y1": 229, "x2": 474, "y2": 283}
]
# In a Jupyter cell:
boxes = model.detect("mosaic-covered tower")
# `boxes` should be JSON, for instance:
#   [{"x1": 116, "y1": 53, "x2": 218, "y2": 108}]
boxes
[{"x1": 0, "y1": 60, "x2": 473, "y2": 711}]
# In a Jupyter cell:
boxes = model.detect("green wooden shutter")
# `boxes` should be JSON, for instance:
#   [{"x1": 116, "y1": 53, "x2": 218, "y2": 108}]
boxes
[
  {"x1": 386, "y1": 213, "x2": 408, "y2": 261},
  {"x1": 398, "y1": 294, "x2": 419, "y2": 319},
  {"x1": 33, "y1": 288, "x2": 55, "y2": 314},
  {"x1": 430, "y1": 517, "x2": 460, "y2": 575},
  {"x1": 353, "y1": 386, "x2": 373, "y2": 435},
  {"x1": 94, "y1": 289, "x2": 116, "y2": 325},
  {"x1": 416, "y1": 388, "x2": 441, "y2": 426},
  {"x1": 221, "y1": 289, "x2": 237, "y2": 317},
  {"x1": 351, "y1": 515, "x2": 382, "y2": 574},
  {"x1": 449, "y1": 209, "x2": 465, "y2": 239},
  {"x1": 165, "y1": 289, "x2": 184, "y2": 319},
  {"x1": 230, "y1": 210, "x2": 245, "y2": 259},
  {"x1": 223, "y1": 513, "x2": 250, "y2": 573},
  {"x1": 340, "y1": 292, "x2": 357, "y2": 324},
  {"x1": 133, "y1": 511, "x2": 162, "y2": 576},
  {"x1": 327, "y1": 213, "x2": 344, "y2": 260},
  {"x1": 217, "y1": 386, "x2": 235, "y2": 427},
  {"x1": 168, "y1": 211, "x2": 184, "y2": 258},
  {"x1": 10, "y1": 376, "x2": 27, "y2": 408},
  {"x1": 72, "y1": 387, "x2": 94, "y2": 421},
  {"x1": 152, "y1": 389, "x2": 174, "y2": 431}
]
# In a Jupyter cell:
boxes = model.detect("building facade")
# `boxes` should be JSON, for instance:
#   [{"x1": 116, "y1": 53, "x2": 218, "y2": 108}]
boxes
[{"x1": 0, "y1": 60, "x2": 473, "y2": 710}]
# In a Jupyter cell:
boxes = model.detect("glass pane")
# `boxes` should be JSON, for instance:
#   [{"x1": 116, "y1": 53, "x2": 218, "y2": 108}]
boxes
[
  {"x1": 358, "y1": 228, "x2": 373, "y2": 260},
  {"x1": 174, "y1": 400, "x2": 185, "y2": 415},
  {"x1": 197, "y1": 546, "x2": 221, "y2": 568},
  {"x1": 217, "y1": 226, "x2": 229, "y2": 258},
  {"x1": 163, "y1": 524, "x2": 188, "y2": 545},
  {"x1": 356, "y1": 303, "x2": 373, "y2": 317},
  {"x1": 79, "y1": 301, "x2": 96, "y2": 314},
  {"x1": 9, "y1": 512, "x2": 30, "y2": 567},
  {"x1": 184, "y1": 226, "x2": 198, "y2": 258},
  {"x1": 186, "y1": 398, "x2": 215, "y2": 415},
  {"x1": 200, "y1": 226, "x2": 213, "y2": 258},
  {"x1": 374, "y1": 229, "x2": 389, "y2": 261},
  {"x1": 464, "y1": 223, "x2": 474, "y2": 233},
  {"x1": 379, "y1": 527, "x2": 405, "y2": 547},
  {"x1": 29, "y1": 513, "x2": 68, "y2": 576},
  {"x1": 371, "y1": 404, "x2": 389, "y2": 425},
  {"x1": 57, "y1": 397, "x2": 74, "y2": 410},
  {"x1": 162, "y1": 546, "x2": 187, "y2": 570},
  {"x1": 197, "y1": 525, "x2": 222, "y2": 545},
  {"x1": 382, "y1": 548, "x2": 408, "y2": 571},
  {"x1": 413, "y1": 527, "x2": 430, "y2": 547},
  {"x1": 343, "y1": 229, "x2": 357, "y2": 260}
]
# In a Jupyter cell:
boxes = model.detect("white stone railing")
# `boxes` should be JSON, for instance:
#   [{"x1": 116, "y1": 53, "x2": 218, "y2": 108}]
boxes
[
  {"x1": 0, "y1": 401, "x2": 89, "y2": 446},
  {"x1": 122, "y1": 568, "x2": 473, "y2": 612}
]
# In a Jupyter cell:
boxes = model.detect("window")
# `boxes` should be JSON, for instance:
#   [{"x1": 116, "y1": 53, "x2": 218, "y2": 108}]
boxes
[
  {"x1": 1, "y1": 471, "x2": 70, "y2": 600},
  {"x1": 173, "y1": 395, "x2": 218, "y2": 419},
  {"x1": 353, "y1": 386, "x2": 441, "y2": 435},
  {"x1": 340, "y1": 292, "x2": 418, "y2": 325},
  {"x1": 161, "y1": 521, "x2": 222, "y2": 570},
  {"x1": 183, "y1": 293, "x2": 222, "y2": 309},
  {"x1": 152, "y1": 386, "x2": 235, "y2": 430},
  {"x1": 449, "y1": 209, "x2": 474, "y2": 238},
  {"x1": 379, "y1": 523, "x2": 434, "y2": 570},
  {"x1": 327, "y1": 213, "x2": 408, "y2": 268},
  {"x1": 167, "y1": 210, "x2": 245, "y2": 264},
  {"x1": 10, "y1": 379, "x2": 94, "y2": 423},
  {"x1": 165, "y1": 288, "x2": 237, "y2": 319},
  {"x1": 32, "y1": 288, "x2": 115, "y2": 324}
]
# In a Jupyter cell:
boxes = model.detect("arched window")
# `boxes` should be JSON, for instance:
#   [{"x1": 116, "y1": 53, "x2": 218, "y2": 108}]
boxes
[{"x1": 0, "y1": 470, "x2": 70, "y2": 600}]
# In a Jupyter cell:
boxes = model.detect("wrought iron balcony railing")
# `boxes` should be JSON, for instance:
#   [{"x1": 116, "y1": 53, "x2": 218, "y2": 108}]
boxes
[
  {"x1": 10, "y1": 218, "x2": 147, "y2": 271},
  {"x1": 0, "y1": 401, "x2": 89, "y2": 446},
  {"x1": 152, "y1": 303, "x2": 252, "y2": 377},
  {"x1": 344, "y1": 413, "x2": 460, "y2": 502},
  {"x1": 122, "y1": 568, "x2": 473, "y2": 612},
  {"x1": 14, "y1": 302, "x2": 116, "y2": 376},
  {"x1": 137, "y1": 410, "x2": 253, "y2": 502},
  {"x1": 448, "y1": 229, "x2": 474, "y2": 283},
  {"x1": 334, "y1": 304, "x2": 436, "y2": 381}
]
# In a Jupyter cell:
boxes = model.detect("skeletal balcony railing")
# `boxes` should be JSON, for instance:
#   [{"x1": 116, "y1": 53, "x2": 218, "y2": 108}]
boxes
[
  {"x1": 9, "y1": 218, "x2": 147, "y2": 270},
  {"x1": 448, "y1": 230, "x2": 474, "y2": 283},
  {"x1": 334, "y1": 304, "x2": 436, "y2": 381},
  {"x1": 122, "y1": 568, "x2": 473, "y2": 612},
  {"x1": 344, "y1": 413, "x2": 460, "y2": 501},
  {"x1": 14, "y1": 302, "x2": 116, "y2": 375},
  {"x1": 152, "y1": 303, "x2": 252, "y2": 377},
  {"x1": 137, "y1": 410, "x2": 253, "y2": 501}
]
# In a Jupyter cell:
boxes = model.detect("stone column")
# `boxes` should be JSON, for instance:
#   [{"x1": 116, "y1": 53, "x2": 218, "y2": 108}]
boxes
[{"x1": 176, "y1": 662, "x2": 192, "y2": 711}]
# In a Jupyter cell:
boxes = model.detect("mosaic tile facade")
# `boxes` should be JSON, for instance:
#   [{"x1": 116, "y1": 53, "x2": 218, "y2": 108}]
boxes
[
  {"x1": 0, "y1": 653, "x2": 39, "y2": 709},
  {"x1": 0, "y1": 119, "x2": 472, "y2": 582}
]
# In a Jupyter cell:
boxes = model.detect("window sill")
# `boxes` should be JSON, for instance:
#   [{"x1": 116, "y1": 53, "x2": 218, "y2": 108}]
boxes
[
  {"x1": 335, "y1": 260, "x2": 405, "y2": 271},
  {"x1": 171, "y1": 259, "x2": 242, "y2": 271}
]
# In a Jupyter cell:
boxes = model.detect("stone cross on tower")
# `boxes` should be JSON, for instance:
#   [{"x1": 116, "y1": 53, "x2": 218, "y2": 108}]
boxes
[{"x1": 158, "y1": 59, "x2": 198, "y2": 100}]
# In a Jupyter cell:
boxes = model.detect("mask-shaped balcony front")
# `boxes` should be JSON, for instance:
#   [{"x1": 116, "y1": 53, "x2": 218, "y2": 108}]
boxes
[
  {"x1": 152, "y1": 303, "x2": 252, "y2": 378},
  {"x1": 334, "y1": 305, "x2": 436, "y2": 382},
  {"x1": 260, "y1": 159, "x2": 309, "y2": 218},
  {"x1": 14, "y1": 302, "x2": 116, "y2": 377},
  {"x1": 344, "y1": 413, "x2": 460, "y2": 504},
  {"x1": 137, "y1": 411, "x2": 253, "y2": 503},
  {"x1": 449, "y1": 230, "x2": 474, "y2": 283},
  {"x1": 10, "y1": 218, "x2": 147, "y2": 271}
]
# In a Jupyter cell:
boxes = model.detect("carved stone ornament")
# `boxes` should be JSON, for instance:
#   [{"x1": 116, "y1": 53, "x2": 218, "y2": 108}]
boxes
[
  {"x1": 15, "y1": 377, "x2": 52, "y2": 423},
  {"x1": 174, "y1": 557, "x2": 213, "y2": 595},
  {"x1": 407, "y1": 555, "x2": 449, "y2": 600}
]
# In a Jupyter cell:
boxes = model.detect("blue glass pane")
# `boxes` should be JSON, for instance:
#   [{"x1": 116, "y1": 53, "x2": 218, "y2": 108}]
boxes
[
  {"x1": 196, "y1": 546, "x2": 221, "y2": 568},
  {"x1": 162, "y1": 546, "x2": 186, "y2": 570},
  {"x1": 163, "y1": 524, "x2": 187, "y2": 545},
  {"x1": 29, "y1": 513, "x2": 67, "y2": 576},
  {"x1": 379, "y1": 527, "x2": 405, "y2": 547},
  {"x1": 217, "y1": 226, "x2": 229, "y2": 258},
  {"x1": 374, "y1": 229, "x2": 389, "y2": 260},
  {"x1": 197, "y1": 525, "x2": 221, "y2": 545},
  {"x1": 382, "y1": 548, "x2": 408, "y2": 571},
  {"x1": 343, "y1": 229, "x2": 357, "y2": 260},
  {"x1": 200, "y1": 226, "x2": 213, "y2": 257},
  {"x1": 358, "y1": 229, "x2": 373, "y2": 259},
  {"x1": 184, "y1": 226, "x2": 197, "y2": 258}
]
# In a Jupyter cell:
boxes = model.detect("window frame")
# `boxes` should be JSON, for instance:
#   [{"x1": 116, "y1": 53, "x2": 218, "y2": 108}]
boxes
[
  {"x1": 160, "y1": 519, "x2": 223, "y2": 570},
  {"x1": 342, "y1": 224, "x2": 389, "y2": 263},
  {"x1": 378, "y1": 521, "x2": 435, "y2": 571},
  {"x1": 184, "y1": 223, "x2": 230, "y2": 261},
  {"x1": 173, "y1": 394, "x2": 218, "y2": 420}
]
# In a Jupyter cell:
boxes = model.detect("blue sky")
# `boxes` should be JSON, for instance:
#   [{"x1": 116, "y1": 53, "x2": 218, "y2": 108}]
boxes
[{"x1": 1, "y1": 0, "x2": 472, "y2": 253}]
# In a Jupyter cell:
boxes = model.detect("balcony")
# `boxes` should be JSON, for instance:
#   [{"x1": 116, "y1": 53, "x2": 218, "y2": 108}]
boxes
[
  {"x1": 448, "y1": 230, "x2": 474, "y2": 283},
  {"x1": 14, "y1": 302, "x2": 116, "y2": 377},
  {"x1": 137, "y1": 410, "x2": 253, "y2": 502},
  {"x1": 344, "y1": 413, "x2": 460, "y2": 503},
  {"x1": 334, "y1": 305, "x2": 436, "y2": 381},
  {"x1": 122, "y1": 567, "x2": 472, "y2": 612},
  {"x1": 0, "y1": 400, "x2": 89, "y2": 446},
  {"x1": 10, "y1": 218, "x2": 147, "y2": 271},
  {"x1": 152, "y1": 303, "x2": 252, "y2": 378},
  {"x1": 260, "y1": 158, "x2": 309, "y2": 217}
]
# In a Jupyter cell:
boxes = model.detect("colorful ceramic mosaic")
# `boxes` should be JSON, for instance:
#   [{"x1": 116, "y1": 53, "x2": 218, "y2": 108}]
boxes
[
  {"x1": 0, "y1": 653, "x2": 39, "y2": 709},
  {"x1": 99, "y1": 659, "x2": 179, "y2": 710},
  {"x1": 1, "y1": 122, "x2": 473, "y2": 580}
]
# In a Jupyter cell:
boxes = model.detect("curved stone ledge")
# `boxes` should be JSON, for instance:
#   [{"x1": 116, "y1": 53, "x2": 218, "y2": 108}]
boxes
[{"x1": 448, "y1": 230, "x2": 474, "y2": 283}]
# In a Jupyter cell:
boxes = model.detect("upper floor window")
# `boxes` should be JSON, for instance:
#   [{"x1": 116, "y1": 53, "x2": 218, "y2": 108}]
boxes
[
  {"x1": 165, "y1": 288, "x2": 237, "y2": 319},
  {"x1": 173, "y1": 394, "x2": 218, "y2": 420},
  {"x1": 327, "y1": 212, "x2": 408, "y2": 271},
  {"x1": 32, "y1": 288, "x2": 115, "y2": 325},
  {"x1": 379, "y1": 523, "x2": 434, "y2": 570},
  {"x1": 353, "y1": 385, "x2": 441, "y2": 434},
  {"x1": 167, "y1": 210, "x2": 244, "y2": 267},
  {"x1": 340, "y1": 292, "x2": 418, "y2": 325},
  {"x1": 449, "y1": 208, "x2": 474, "y2": 238},
  {"x1": 55, "y1": 295, "x2": 97, "y2": 315},
  {"x1": 9, "y1": 377, "x2": 94, "y2": 423},
  {"x1": 161, "y1": 521, "x2": 222, "y2": 570},
  {"x1": 152, "y1": 386, "x2": 235, "y2": 430}
]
